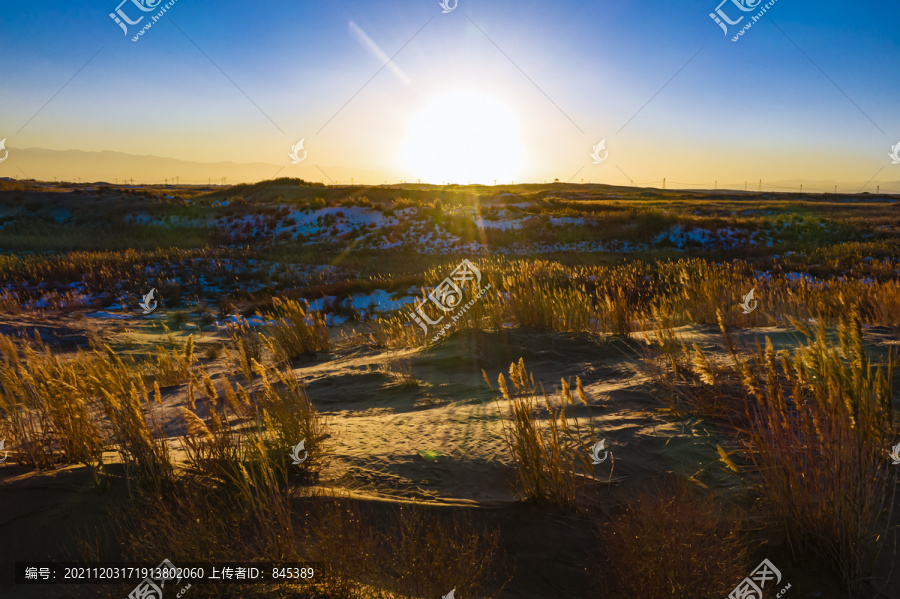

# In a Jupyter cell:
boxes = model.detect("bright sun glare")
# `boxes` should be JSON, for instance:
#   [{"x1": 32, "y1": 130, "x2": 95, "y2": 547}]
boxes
[{"x1": 404, "y1": 91, "x2": 522, "y2": 185}]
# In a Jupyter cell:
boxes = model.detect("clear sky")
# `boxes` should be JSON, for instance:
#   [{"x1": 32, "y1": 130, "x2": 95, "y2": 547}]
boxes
[{"x1": 1, "y1": 0, "x2": 899, "y2": 189}]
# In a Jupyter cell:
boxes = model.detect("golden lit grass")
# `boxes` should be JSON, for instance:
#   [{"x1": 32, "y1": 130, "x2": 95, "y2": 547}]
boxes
[
  {"x1": 253, "y1": 361, "x2": 328, "y2": 481},
  {"x1": 0, "y1": 315, "x2": 328, "y2": 491},
  {"x1": 647, "y1": 308, "x2": 899, "y2": 596},
  {"x1": 368, "y1": 255, "x2": 900, "y2": 348},
  {"x1": 0, "y1": 246, "x2": 252, "y2": 290},
  {"x1": 225, "y1": 318, "x2": 265, "y2": 380},
  {"x1": 0, "y1": 334, "x2": 173, "y2": 490},
  {"x1": 263, "y1": 297, "x2": 330, "y2": 361},
  {"x1": 379, "y1": 356, "x2": 419, "y2": 388},
  {"x1": 148, "y1": 329, "x2": 195, "y2": 387},
  {"x1": 180, "y1": 340, "x2": 327, "y2": 485},
  {"x1": 493, "y1": 358, "x2": 601, "y2": 510},
  {"x1": 365, "y1": 315, "x2": 423, "y2": 348},
  {"x1": 592, "y1": 478, "x2": 750, "y2": 599},
  {"x1": 734, "y1": 311, "x2": 897, "y2": 597},
  {"x1": 0, "y1": 334, "x2": 104, "y2": 470},
  {"x1": 82, "y1": 344, "x2": 175, "y2": 492}
]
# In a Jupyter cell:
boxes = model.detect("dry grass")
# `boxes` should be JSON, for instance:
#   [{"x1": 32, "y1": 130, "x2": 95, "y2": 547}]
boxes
[
  {"x1": 253, "y1": 361, "x2": 328, "y2": 481},
  {"x1": 591, "y1": 478, "x2": 750, "y2": 599},
  {"x1": 367, "y1": 315, "x2": 426, "y2": 349},
  {"x1": 107, "y1": 465, "x2": 303, "y2": 599},
  {"x1": 147, "y1": 331, "x2": 195, "y2": 387},
  {"x1": 0, "y1": 334, "x2": 173, "y2": 490},
  {"x1": 263, "y1": 297, "x2": 330, "y2": 361},
  {"x1": 301, "y1": 491, "x2": 388, "y2": 598},
  {"x1": 0, "y1": 334, "x2": 104, "y2": 470},
  {"x1": 364, "y1": 255, "x2": 900, "y2": 349},
  {"x1": 85, "y1": 344, "x2": 175, "y2": 492},
  {"x1": 382, "y1": 502, "x2": 506, "y2": 598},
  {"x1": 105, "y1": 479, "x2": 504, "y2": 598},
  {"x1": 494, "y1": 358, "x2": 601, "y2": 509},
  {"x1": 225, "y1": 318, "x2": 265, "y2": 380},
  {"x1": 379, "y1": 356, "x2": 419, "y2": 388},
  {"x1": 303, "y1": 493, "x2": 507, "y2": 598},
  {"x1": 734, "y1": 309, "x2": 897, "y2": 596},
  {"x1": 645, "y1": 307, "x2": 899, "y2": 596}
]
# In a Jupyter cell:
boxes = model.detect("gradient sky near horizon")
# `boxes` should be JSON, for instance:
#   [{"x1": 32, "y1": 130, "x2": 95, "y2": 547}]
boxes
[{"x1": 1, "y1": 0, "x2": 899, "y2": 187}]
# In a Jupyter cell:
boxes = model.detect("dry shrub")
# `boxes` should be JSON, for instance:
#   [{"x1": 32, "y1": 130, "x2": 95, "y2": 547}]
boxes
[
  {"x1": 302, "y1": 492, "x2": 392, "y2": 599},
  {"x1": 592, "y1": 478, "x2": 749, "y2": 599},
  {"x1": 304, "y1": 494, "x2": 506, "y2": 599},
  {"x1": 383, "y1": 503, "x2": 506, "y2": 598},
  {"x1": 495, "y1": 358, "x2": 600, "y2": 509},
  {"x1": 107, "y1": 486, "x2": 504, "y2": 599},
  {"x1": 230, "y1": 436, "x2": 298, "y2": 559},
  {"x1": 380, "y1": 356, "x2": 419, "y2": 388},
  {"x1": 110, "y1": 474, "x2": 303, "y2": 599}
]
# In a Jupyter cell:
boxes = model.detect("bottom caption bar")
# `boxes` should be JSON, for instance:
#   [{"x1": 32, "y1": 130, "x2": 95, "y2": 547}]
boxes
[{"x1": 15, "y1": 560, "x2": 322, "y2": 585}]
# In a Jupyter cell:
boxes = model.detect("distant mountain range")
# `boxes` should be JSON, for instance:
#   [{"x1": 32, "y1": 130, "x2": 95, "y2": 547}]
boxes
[
  {"x1": 1, "y1": 147, "x2": 899, "y2": 193},
  {"x1": 0, "y1": 147, "x2": 392, "y2": 186}
]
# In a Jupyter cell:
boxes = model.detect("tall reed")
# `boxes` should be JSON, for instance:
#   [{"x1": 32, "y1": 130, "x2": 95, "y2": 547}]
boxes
[
  {"x1": 495, "y1": 358, "x2": 600, "y2": 509},
  {"x1": 736, "y1": 309, "x2": 896, "y2": 596}
]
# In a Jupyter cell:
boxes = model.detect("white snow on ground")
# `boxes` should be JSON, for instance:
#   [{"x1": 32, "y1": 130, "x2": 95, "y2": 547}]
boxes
[
  {"x1": 301, "y1": 290, "x2": 417, "y2": 315},
  {"x1": 549, "y1": 216, "x2": 586, "y2": 227},
  {"x1": 348, "y1": 289, "x2": 417, "y2": 312},
  {"x1": 653, "y1": 225, "x2": 755, "y2": 250},
  {"x1": 117, "y1": 198, "x2": 803, "y2": 256},
  {"x1": 474, "y1": 211, "x2": 523, "y2": 230},
  {"x1": 85, "y1": 311, "x2": 132, "y2": 319},
  {"x1": 216, "y1": 315, "x2": 272, "y2": 329}
]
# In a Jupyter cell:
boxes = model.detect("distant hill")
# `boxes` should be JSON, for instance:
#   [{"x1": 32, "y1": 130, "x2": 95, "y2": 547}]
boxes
[
  {"x1": 0, "y1": 147, "x2": 390, "y2": 186},
  {"x1": 1, "y1": 147, "x2": 900, "y2": 192}
]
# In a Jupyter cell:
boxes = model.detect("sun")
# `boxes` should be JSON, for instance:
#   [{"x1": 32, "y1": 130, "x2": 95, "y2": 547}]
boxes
[{"x1": 404, "y1": 91, "x2": 522, "y2": 185}]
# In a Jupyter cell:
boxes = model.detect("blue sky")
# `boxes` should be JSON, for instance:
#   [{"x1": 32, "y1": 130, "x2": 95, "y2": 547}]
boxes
[{"x1": 1, "y1": 0, "x2": 899, "y2": 187}]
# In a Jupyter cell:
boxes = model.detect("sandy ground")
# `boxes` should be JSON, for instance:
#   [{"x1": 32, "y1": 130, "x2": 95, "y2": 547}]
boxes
[{"x1": 1, "y1": 322, "x2": 890, "y2": 598}]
